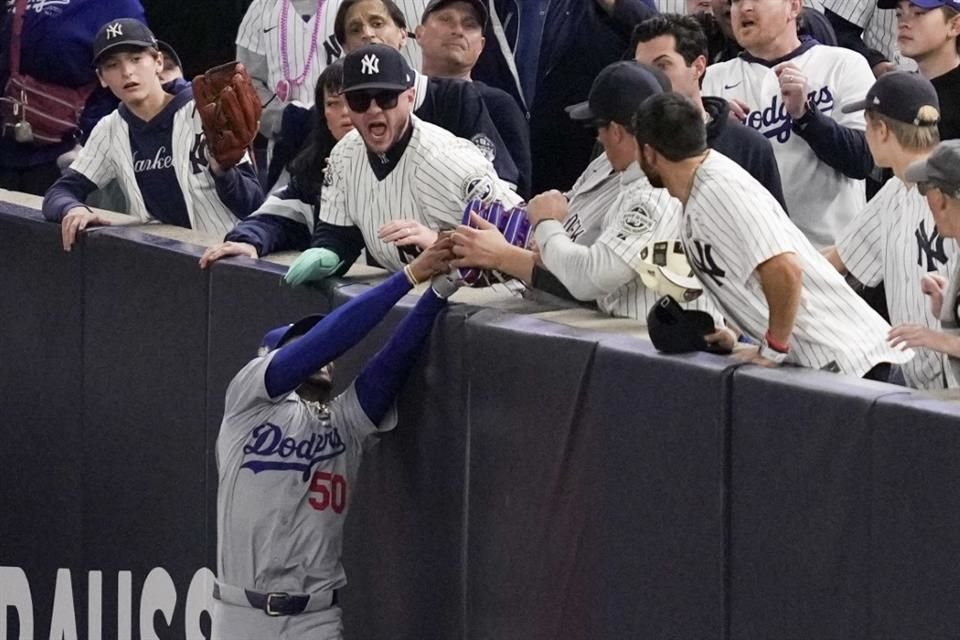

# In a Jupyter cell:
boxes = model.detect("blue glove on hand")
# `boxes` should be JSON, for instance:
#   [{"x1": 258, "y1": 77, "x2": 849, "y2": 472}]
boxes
[{"x1": 284, "y1": 248, "x2": 344, "y2": 286}]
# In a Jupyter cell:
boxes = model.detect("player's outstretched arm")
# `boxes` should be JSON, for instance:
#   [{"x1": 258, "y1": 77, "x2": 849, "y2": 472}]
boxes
[
  {"x1": 354, "y1": 286, "x2": 450, "y2": 426},
  {"x1": 265, "y1": 239, "x2": 454, "y2": 398},
  {"x1": 451, "y1": 213, "x2": 537, "y2": 283},
  {"x1": 756, "y1": 252, "x2": 803, "y2": 347}
]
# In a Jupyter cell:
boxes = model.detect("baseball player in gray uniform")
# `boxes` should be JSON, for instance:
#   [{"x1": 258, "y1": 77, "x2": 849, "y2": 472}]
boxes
[
  {"x1": 213, "y1": 239, "x2": 456, "y2": 640},
  {"x1": 825, "y1": 72, "x2": 955, "y2": 389},
  {"x1": 283, "y1": 43, "x2": 520, "y2": 285},
  {"x1": 633, "y1": 92, "x2": 913, "y2": 376}
]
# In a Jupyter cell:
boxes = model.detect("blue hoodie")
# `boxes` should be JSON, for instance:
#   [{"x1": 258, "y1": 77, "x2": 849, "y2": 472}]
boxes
[{"x1": 0, "y1": 0, "x2": 147, "y2": 169}]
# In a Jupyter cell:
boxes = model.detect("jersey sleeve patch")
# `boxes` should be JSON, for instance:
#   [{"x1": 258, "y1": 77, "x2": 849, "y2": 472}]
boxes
[
  {"x1": 617, "y1": 206, "x2": 653, "y2": 238},
  {"x1": 470, "y1": 133, "x2": 497, "y2": 163},
  {"x1": 462, "y1": 173, "x2": 494, "y2": 204}
]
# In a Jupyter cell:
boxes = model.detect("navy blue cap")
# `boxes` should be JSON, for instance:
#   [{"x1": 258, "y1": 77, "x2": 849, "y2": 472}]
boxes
[
  {"x1": 566, "y1": 61, "x2": 668, "y2": 127},
  {"x1": 421, "y1": 0, "x2": 488, "y2": 25},
  {"x1": 260, "y1": 314, "x2": 326, "y2": 352},
  {"x1": 342, "y1": 44, "x2": 415, "y2": 93},
  {"x1": 93, "y1": 19, "x2": 158, "y2": 64},
  {"x1": 841, "y1": 71, "x2": 940, "y2": 126},
  {"x1": 646, "y1": 295, "x2": 716, "y2": 354}
]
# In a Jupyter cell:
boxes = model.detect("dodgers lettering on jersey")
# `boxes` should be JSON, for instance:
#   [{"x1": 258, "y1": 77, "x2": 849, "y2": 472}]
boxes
[
  {"x1": 217, "y1": 350, "x2": 397, "y2": 596},
  {"x1": 702, "y1": 43, "x2": 875, "y2": 248},
  {"x1": 680, "y1": 151, "x2": 912, "y2": 376},
  {"x1": 319, "y1": 115, "x2": 521, "y2": 272},
  {"x1": 836, "y1": 178, "x2": 957, "y2": 389}
]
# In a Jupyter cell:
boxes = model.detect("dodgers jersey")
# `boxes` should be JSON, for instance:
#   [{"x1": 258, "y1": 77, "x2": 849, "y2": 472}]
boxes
[
  {"x1": 702, "y1": 42, "x2": 874, "y2": 248},
  {"x1": 836, "y1": 177, "x2": 956, "y2": 389},
  {"x1": 217, "y1": 350, "x2": 397, "y2": 596},
  {"x1": 593, "y1": 163, "x2": 723, "y2": 322},
  {"x1": 681, "y1": 151, "x2": 912, "y2": 376},
  {"x1": 318, "y1": 115, "x2": 522, "y2": 272},
  {"x1": 69, "y1": 93, "x2": 247, "y2": 237}
]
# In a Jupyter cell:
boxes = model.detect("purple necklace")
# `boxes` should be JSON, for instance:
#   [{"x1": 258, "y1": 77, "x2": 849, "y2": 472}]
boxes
[{"x1": 276, "y1": 0, "x2": 324, "y2": 102}]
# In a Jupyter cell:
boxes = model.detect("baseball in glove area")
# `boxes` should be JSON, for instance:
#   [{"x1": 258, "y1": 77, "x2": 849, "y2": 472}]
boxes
[{"x1": 192, "y1": 61, "x2": 262, "y2": 169}]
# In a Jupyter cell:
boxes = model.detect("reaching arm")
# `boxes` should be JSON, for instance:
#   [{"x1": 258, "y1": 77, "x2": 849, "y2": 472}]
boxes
[
  {"x1": 792, "y1": 108, "x2": 874, "y2": 180},
  {"x1": 264, "y1": 271, "x2": 412, "y2": 398},
  {"x1": 42, "y1": 170, "x2": 98, "y2": 222},
  {"x1": 211, "y1": 161, "x2": 265, "y2": 220},
  {"x1": 535, "y1": 220, "x2": 637, "y2": 301},
  {"x1": 355, "y1": 289, "x2": 448, "y2": 425},
  {"x1": 756, "y1": 252, "x2": 803, "y2": 346}
]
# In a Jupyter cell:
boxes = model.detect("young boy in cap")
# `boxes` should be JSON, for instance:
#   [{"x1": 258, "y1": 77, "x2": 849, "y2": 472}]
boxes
[
  {"x1": 888, "y1": 140, "x2": 960, "y2": 385},
  {"x1": 885, "y1": 0, "x2": 960, "y2": 140},
  {"x1": 824, "y1": 71, "x2": 956, "y2": 389},
  {"x1": 42, "y1": 19, "x2": 264, "y2": 251}
]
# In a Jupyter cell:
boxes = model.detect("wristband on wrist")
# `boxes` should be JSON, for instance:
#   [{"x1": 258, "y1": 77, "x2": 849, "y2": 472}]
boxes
[
  {"x1": 403, "y1": 264, "x2": 420, "y2": 287},
  {"x1": 764, "y1": 330, "x2": 790, "y2": 353}
]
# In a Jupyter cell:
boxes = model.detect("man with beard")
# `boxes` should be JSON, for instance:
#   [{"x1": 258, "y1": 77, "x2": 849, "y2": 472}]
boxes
[
  {"x1": 213, "y1": 239, "x2": 456, "y2": 640},
  {"x1": 284, "y1": 43, "x2": 520, "y2": 285},
  {"x1": 632, "y1": 92, "x2": 912, "y2": 377}
]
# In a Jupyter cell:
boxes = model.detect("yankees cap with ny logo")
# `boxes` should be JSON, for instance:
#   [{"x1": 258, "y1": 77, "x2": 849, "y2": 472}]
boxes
[
  {"x1": 342, "y1": 44, "x2": 415, "y2": 94},
  {"x1": 92, "y1": 18, "x2": 158, "y2": 65}
]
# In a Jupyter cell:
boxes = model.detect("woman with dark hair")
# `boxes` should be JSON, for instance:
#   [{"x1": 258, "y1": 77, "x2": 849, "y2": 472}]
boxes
[{"x1": 199, "y1": 60, "x2": 354, "y2": 268}]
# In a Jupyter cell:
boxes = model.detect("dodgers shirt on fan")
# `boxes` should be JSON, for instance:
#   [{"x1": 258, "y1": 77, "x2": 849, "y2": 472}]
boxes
[{"x1": 702, "y1": 39, "x2": 874, "y2": 248}]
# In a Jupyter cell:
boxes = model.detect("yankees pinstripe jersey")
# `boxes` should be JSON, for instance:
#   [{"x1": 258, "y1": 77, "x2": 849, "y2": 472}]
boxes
[
  {"x1": 702, "y1": 41, "x2": 874, "y2": 248},
  {"x1": 822, "y1": 0, "x2": 904, "y2": 65},
  {"x1": 216, "y1": 353, "x2": 395, "y2": 633},
  {"x1": 835, "y1": 177, "x2": 955, "y2": 389},
  {"x1": 54, "y1": 89, "x2": 256, "y2": 237},
  {"x1": 681, "y1": 151, "x2": 913, "y2": 376},
  {"x1": 318, "y1": 115, "x2": 521, "y2": 272},
  {"x1": 654, "y1": 0, "x2": 686, "y2": 13},
  {"x1": 236, "y1": 0, "x2": 427, "y2": 103},
  {"x1": 594, "y1": 163, "x2": 722, "y2": 322},
  {"x1": 562, "y1": 154, "x2": 621, "y2": 247},
  {"x1": 939, "y1": 261, "x2": 960, "y2": 388}
]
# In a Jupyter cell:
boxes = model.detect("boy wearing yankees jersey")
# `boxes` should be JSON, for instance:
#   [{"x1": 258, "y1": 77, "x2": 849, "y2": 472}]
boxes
[
  {"x1": 284, "y1": 44, "x2": 520, "y2": 285},
  {"x1": 635, "y1": 92, "x2": 912, "y2": 376},
  {"x1": 825, "y1": 72, "x2": 954, "y2": 389},
  {"x1": 214, "y1": 241, "x2": 455, "y2": 640},
  {"x1": 890, "y1": 141, "x2": 960, "y2": 386},
  {"x1": 42, "y1": 19, "x2": 264, "y2": 250},
  {"x1": 702, "y1": 0, "x2": 875, "y2": 248}
]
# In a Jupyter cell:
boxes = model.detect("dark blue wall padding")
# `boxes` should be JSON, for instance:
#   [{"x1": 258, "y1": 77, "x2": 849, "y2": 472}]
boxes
[
  {"x1": 870, "y1": 393, "x2": 960, "y2": 640},
  {"x1": 80, "y1": 229, "x2": 211, "y2": 637},
  {"x1": 0, "y1": 206, "x2": 84, "y2": 638},
  {"x1": 575, "y1": 336, "x2": 731, "y2": 640},
  {"x1": 728, "y1": 367, "x2": 898, "y2": 640}
]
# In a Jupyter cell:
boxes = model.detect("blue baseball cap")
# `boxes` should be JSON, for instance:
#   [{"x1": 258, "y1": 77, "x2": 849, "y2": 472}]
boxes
[
  {"x1": 259, "y1": 314, "x2": 326, "y2": 352},
  {"x1": 878, "y1": 0, "x2": 960, "y2": 10},
  {"x1": 92, "y1": 18, "x2": 158, "y2": 64},
  {"x1": 566, "y1": 61, "x2": 669, "y2": 127},
  {"x1": 841, "y1": 71, "x2": 940, "y2": 126}
]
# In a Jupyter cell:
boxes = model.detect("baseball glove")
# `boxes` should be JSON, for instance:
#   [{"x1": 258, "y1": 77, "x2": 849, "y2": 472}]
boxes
[{"x1": 192, "y1": 61, "x2": 261, "y2": 169}]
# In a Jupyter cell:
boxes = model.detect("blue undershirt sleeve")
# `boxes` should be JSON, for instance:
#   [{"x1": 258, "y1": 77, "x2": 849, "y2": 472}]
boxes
[
  {"x1": 225, "y1": 214, "x2": 311, "y2": 256},
  {"x1": 310, "y1": 221, "x2": 366, "y2": 277},
  {"x1": 264, "y1": 271, "x2": 413, "y2": 398},
  {"x1": 355, "y1": 289, "x2": 447, "y2": 425},
  {"x1": 212, "y1": 162, "x2": 265, "y2": 220},
  {"x1": 42, "y1": 169, "x2": 98, "y2": 222}
]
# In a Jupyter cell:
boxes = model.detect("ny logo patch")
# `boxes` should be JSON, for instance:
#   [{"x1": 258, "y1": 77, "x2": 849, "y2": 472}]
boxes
[
  {"x1": 689, "y1": 240, "x2": 726, "y2": 287},
  {"x1": 189, "y1": 134, "x2": 209, "y2": 175},
  {"x1": 106, "y1": 22, "x2": 123, "y2": 39},
  {"x1": 323, "y1": 35, "x2": 343, "y2": 67},
  {"x1": 915, "y1": 220, "x2": 948, "y2": 272},
  {"x1": 361, "y1": 54, "x2": 379, "y2": 75}
]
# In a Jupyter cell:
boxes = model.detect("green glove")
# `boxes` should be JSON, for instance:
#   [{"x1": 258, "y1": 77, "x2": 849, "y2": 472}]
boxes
[{"x1": 284, "y1": 248, "x2": 344, "y2": 286}]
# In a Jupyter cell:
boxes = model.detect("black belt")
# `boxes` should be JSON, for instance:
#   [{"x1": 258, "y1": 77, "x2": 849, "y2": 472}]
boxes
[{"x1": 213, "y1": 582, "x2": 338, "y2": 616}]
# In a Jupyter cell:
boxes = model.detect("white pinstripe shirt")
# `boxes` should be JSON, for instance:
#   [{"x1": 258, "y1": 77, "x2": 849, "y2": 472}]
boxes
[
  {"x1": 836, "y1": 177, "x2": 956, "y2": 389},
  {"x1": 319, "y1": 115, "x2": 521, "y2": 272},
  {"x1": 680, "y1": 151, "x2": 913, "y2": 376},
  {"x1": 821, "y1": 0, "x2": 910, "y2": 66},
  {"x1": 70, "y1": 104, "x2": 244, "y2": 237}
]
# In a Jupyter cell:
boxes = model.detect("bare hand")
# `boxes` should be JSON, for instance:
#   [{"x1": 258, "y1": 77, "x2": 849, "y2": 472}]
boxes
[
  {"x1": 450, "y1": 212, "x2": 511, "y2": 270},
  {"x1": 199, "y1": 241, "x2": 259, "y2": 269},
  {"x1": 408, "y1": 235, "x2": 455, "y2": 283},
  {"x1": 922, "y1": 273, "x2": 948, "y2": 318},
  {"x1": 888, "y1": 323, "x2": 951, "y2": 353},
  {"x1": 704, "y1": 326, "x2": 738, "y2": 354},
  {"x1": 774, "y1": 62, "x2": 810, "y2": 120},
  {"x1": 733, "y1": 345, "x2": 778, "y2": 367},
  {"x1": 525, "y1": 190, "x2": 568, "y2": 226},
  {"x1": 872, "y1": 61, "x2": 897, "y2": 78},
  {"x1": 378, "y1": 219, "x2": 439, "y2": 250},
  {"x1": 728, "y1": 98, "x2": 751, "y2": 122},
  {"x1": 61, "y1": 207, "x2": 111, "y2": 252}
]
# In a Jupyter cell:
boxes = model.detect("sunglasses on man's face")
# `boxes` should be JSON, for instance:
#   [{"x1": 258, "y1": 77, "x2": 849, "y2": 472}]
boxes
[{"x1": 346, "y1": 90, "x2": 401, "y2": 112}]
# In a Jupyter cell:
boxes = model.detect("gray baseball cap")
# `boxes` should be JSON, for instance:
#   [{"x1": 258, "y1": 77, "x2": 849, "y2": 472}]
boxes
[{"x1": 905, "y1": 140, "x2": 960, "y2": 196}]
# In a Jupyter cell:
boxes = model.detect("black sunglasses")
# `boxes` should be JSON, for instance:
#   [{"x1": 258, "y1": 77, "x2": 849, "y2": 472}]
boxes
[{"x1": 345, "y1": 90, "x2": 401, "y2": 112}]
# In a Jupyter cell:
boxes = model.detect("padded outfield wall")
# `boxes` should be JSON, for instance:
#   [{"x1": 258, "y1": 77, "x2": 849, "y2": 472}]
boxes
[{"x1": 2, "y1": 198, "x2": 960, "y2": 640}]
